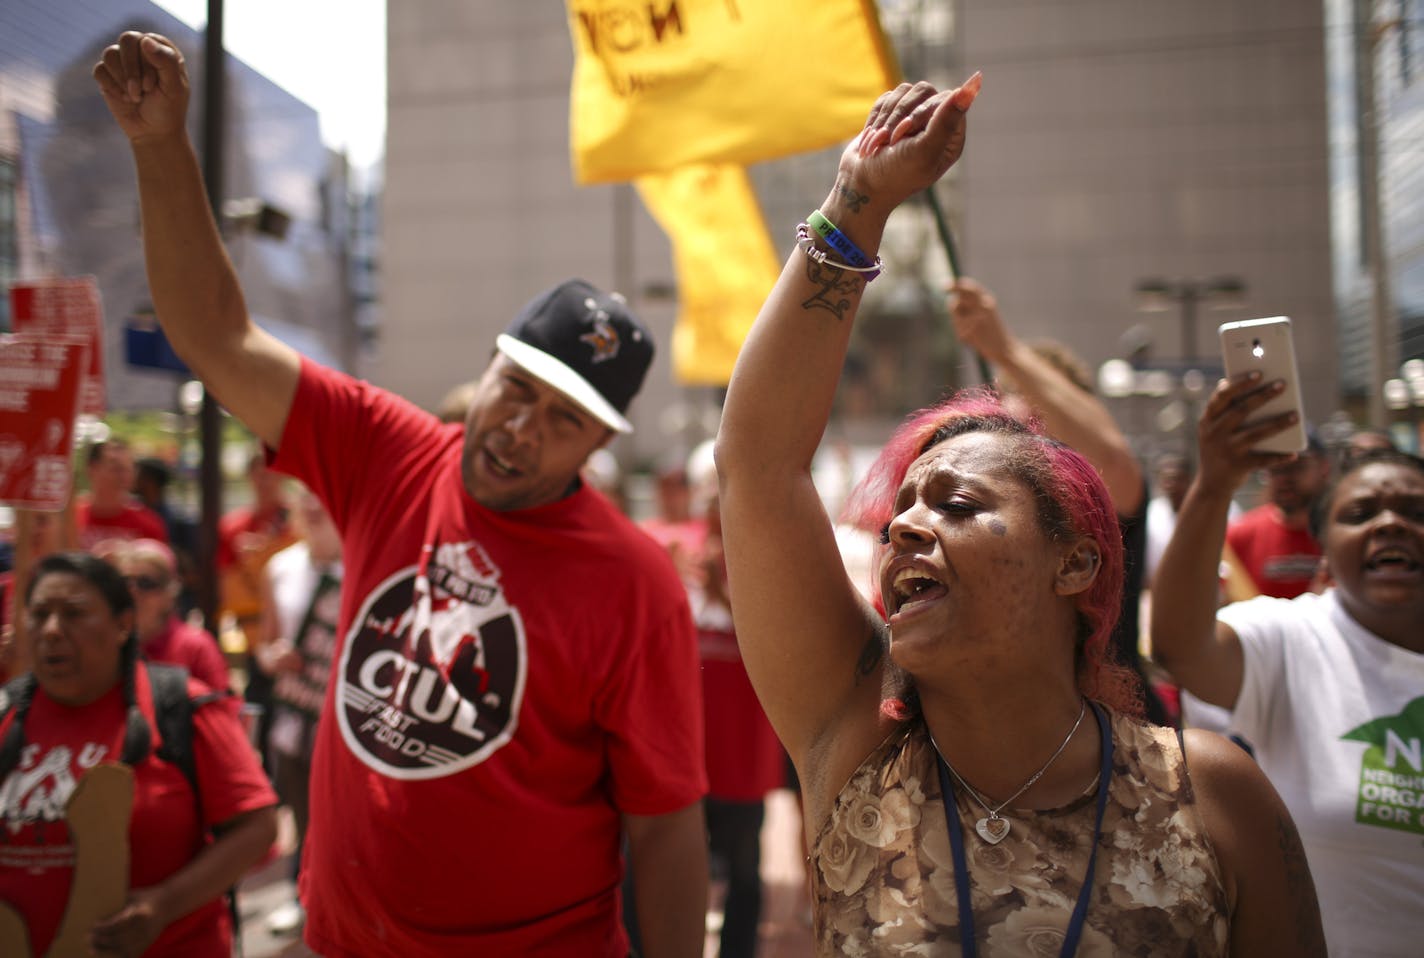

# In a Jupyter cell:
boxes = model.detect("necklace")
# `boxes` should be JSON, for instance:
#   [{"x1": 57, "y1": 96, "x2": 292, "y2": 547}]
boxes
[
  {"x1": 935, "y1": 702, "x2": 1113, "y2": 958},
  {"x1": 929, "y1": 698, "x2": 1086, "y2": 845}
]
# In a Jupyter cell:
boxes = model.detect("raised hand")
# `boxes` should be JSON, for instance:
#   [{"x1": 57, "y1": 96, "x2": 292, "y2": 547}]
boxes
[
  {"x1": 92, "y1": 32, "x2": 190, "y2": 143},
  {"x1": 1196, "y1": 373, "x2": 1299, "y2": 497},
  {"x1": 948, "y1": 277, "x2": 1012, "y2": 364},
  {"x1": 836, "y1": 74, "x2": 982, "y2": 212}
]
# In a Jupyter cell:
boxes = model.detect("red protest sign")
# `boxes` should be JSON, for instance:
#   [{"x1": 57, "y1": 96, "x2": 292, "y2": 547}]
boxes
[
  {"x1": 0, "y1": 335, "x2": 87, "y2": 510},
  {"x1": 10, "y1": 276, "x2": 106, "y2": 416}
]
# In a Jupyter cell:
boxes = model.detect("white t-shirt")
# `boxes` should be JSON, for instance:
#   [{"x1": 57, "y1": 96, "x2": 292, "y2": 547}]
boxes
[
  {"x1": 265, "y1": 542, "x2": 342, "y2": 641},
  {"x1": 1219, "y1": 590, "x2": 1424, "y2": 957}
]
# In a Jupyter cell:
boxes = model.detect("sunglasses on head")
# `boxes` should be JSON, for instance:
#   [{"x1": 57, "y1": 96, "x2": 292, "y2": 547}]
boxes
[{"x1": 124, "y1": 574, "x2": 167, "y2": 593}]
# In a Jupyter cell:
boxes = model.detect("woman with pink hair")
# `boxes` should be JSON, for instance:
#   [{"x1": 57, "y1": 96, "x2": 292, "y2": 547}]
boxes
[{"x1": 714, "y1": 78, "x2": 1323, "y2": 955}]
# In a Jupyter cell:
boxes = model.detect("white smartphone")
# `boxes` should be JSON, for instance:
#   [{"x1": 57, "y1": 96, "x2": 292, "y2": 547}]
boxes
[{"x1": 1218, "y1": 316, "x2": 1307, "y2": 454}]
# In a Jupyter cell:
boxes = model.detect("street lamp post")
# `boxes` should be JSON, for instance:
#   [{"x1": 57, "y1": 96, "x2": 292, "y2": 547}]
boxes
[{"x1": 1134, "y1": 276, "x2": 1247, "y2": 464}]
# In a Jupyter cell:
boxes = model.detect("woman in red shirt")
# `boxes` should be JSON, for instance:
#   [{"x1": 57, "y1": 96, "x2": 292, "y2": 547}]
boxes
[{"x1": 0, "y1": 552, "x2": 276, "y2": 956}]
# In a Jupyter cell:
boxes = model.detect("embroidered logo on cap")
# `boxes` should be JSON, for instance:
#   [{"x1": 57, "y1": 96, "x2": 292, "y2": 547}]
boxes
[{"x1": 578, "y1": 297, "x2": 621, "y2": 364}]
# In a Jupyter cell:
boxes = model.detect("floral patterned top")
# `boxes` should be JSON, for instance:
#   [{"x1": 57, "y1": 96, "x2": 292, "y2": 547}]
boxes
[{"x1": 810, "y1": 711, "x2": 1230, "y2": 956}]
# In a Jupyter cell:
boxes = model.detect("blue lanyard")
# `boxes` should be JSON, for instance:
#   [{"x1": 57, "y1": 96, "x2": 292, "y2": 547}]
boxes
[{"x1": 934, "y1": 701, "x2": 1113, "y2": 957}]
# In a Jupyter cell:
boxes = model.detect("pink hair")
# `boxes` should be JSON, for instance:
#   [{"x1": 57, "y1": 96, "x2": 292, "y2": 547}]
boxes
[{"x1": 845, "y1": 389, "x2": 1140, "y2": 716}]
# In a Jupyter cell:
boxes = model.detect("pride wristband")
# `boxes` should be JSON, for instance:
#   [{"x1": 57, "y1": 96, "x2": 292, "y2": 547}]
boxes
[{"x1": 809, "y1": 209, "x2": 875, "y2": 270}]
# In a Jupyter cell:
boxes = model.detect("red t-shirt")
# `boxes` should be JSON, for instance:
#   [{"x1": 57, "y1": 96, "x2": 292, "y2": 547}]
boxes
[
  {"x1": 75, "y1": 498, "x2": 169, "y2": 551},
  {"x1": 271, "y1": 359, "x2": 706, "y2": 958},
  {"x1": 142, "y1": 616, "x2": 232, "y2": 697},
  {"x1": 700, "y1": 628, "x2": 785, "y2": 802},
  {"x1": 1226, "y1": 505, "x2": 1323, "y2": 599},
  {"x1": 0, "y1": 668, "x2": 275, "y2": 956}
]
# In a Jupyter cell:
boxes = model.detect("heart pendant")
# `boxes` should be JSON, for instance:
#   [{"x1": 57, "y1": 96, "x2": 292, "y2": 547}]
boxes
[{"x1": 975, "y1": 816, "x2": 1009, "y2": 844}]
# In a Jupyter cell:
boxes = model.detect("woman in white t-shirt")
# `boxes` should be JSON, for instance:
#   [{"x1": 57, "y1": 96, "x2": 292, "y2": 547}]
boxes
[{"x1": 1152, "y1": 375, "x2": 1424, "y2": 958}]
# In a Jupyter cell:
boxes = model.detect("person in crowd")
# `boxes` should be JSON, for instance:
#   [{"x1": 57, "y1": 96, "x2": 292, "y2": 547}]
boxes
[
  {"x1": 948, "y1": 277, "x2": 1168, "y2": 724},
  {"x1": 76, "y1": 439, "x2": 168, "y2": 551},
  {"x1": 94, "y1": 31, "x2": 707, "y2": 957},
  {"x1": 255, "y1": 490, "x2": 343, "y2": 937},
  {"x1": 0, "y1": 551, "x2": 276, "y2": 957},
  {"x1": 1225, "y1": 430, "x2": 1329, "y2": 597},
  {"x1": 133, "y1": 457, "x2": 189, "y2": 551},
  {"x1": 218, "y1": 451, "x2": 295, "y2": 764},
  {"x1": 218, "y1": 451, "x2": 295, "y2": 639},
  {"x1": 641, "y1": 461, "x2": 704, "y2": 581},
  {"x1": 1142, "y1": 454, "x2": 1249, "y2": 737},
  {"x1": 111, "y1": 538, "x2": 230, "y2": 696},
  {"x1": 715, "y1": 76, "x2": 1324, "y2": 954},
  {"x1": 644, "y1": 442, "x2": 783, "y2": 958},
  {"x1": 1145, "y1": 453, "x2": 1192, "y2": 585},
  {"x1": 1343, "y1": 428, "x2": 1396, "y2": 460},
  {"x1": 0, "y1": 511, "x2": 68, "y2": 684},
  {"x1": 1152, "y1": 378, "x2": 1424, "y2": 956},
  {"x1": 133, "y1": 457, "x2": 200, "y2": 617},
  {"x1": 699, "y1": 499, "x2": 785, "y2": 958}
]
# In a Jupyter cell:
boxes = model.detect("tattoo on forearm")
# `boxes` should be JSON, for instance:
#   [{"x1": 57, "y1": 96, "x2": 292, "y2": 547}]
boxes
[
  {"x1": 835, "y1": 183, "x2": 869, "y2": 213},
  {"x1": 800, "y1": 258, "x2": 863, "y2": 320},
  {"x1": 855, "y1": 636, "x2": 883, "y2": 683},
  {"x1": 1276, "y1": 813, "x2": 1327, "y2": 954}
]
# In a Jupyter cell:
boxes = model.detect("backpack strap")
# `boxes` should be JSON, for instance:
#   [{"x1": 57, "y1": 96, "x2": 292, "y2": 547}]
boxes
[
  {"x1": 145, "y1": 662, "x2": 199, "y2": 794},
  {"x1": 141, "y1": 661, "x2": 245, "y2": 952},
  {"x1": 0, "y1": 673, "x2": 38, "y2": 783},
  {"x1": 0, "y1": 673, "x2": 29, "y2": 719}
]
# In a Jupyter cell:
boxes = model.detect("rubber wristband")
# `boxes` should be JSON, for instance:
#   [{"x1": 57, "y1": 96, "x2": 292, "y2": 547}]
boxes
[{"x1": 808, "y1": 209, "x2": 874, "y2": 270}]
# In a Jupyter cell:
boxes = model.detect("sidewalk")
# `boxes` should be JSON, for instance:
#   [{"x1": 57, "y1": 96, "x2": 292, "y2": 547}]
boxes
[{"x1": 238, "y1": 790, "x2": 816, "y2": 958}]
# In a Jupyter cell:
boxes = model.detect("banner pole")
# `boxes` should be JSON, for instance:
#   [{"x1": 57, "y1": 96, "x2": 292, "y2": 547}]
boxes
[{"x1": 924, "y1": 185, "x2": 993, "y2": 386}]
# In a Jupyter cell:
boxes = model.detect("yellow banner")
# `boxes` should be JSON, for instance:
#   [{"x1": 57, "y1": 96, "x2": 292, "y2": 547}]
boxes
[
  {"x1": 568, "y1": 0, "x2": 899, "y2": 184},
  {"x1": 635, "y1": 165, "x2": 781, "y2": 385}
]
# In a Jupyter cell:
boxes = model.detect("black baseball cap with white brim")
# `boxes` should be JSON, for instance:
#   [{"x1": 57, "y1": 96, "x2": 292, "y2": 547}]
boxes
[{"x1": 494, "y1": 279, "x2": 654, "y2": 434}]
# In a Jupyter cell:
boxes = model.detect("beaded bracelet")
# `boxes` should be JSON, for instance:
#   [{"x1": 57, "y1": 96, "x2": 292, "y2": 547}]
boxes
[
  {"x1": 808, "y1": 209, "x2": 875, "y2": 270},
  {"x1": 795, "y1": 223, "x2": 883, "y2": 281}
]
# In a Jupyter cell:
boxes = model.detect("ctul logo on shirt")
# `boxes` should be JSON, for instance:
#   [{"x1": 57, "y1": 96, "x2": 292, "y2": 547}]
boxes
[
  {"x1": 336, "y1": 540, "x2": 527, "y2": 780},
  {"x1": 1342, "y1": 696, "x2": 1424, "y2": 836}
]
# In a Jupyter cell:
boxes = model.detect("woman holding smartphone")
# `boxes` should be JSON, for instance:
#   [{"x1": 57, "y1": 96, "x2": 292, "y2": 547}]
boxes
[{"x1": 1152, "y1": 377, "x2": 1424, "y2": 957}]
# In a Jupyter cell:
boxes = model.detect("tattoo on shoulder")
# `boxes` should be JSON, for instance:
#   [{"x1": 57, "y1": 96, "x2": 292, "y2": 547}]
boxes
[
  {"x1": 1276, "y1": 813, "x2": 1327, "y2": 954},
  {"x1": 835, "y1": 183, "x2": 869, "y2": 213},
  {"x1": 855, "y1": 635, "x2": 883, "y2": 683},
  {"x1": 801, "y1": 258, "x2": 863, "y2": 320}
]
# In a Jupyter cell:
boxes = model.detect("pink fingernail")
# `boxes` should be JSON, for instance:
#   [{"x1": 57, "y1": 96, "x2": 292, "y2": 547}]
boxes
[{"x1": 955, "y1": 71, "x2": 984, "y2": 108}]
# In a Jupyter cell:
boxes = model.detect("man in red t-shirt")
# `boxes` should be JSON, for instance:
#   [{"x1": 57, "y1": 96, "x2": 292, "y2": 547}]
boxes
[
  {"x1": 75, "y1": 439, "x2": 168, "y2": 551},
  {"x1": 98, "y1": 32, "x2": 708, "y2": 958},
  {"x1": 666, "y1": 465, "x2": 784, "y2": 958},
  {"x1": 1226, "y1": 434, "x2": 1330, "y2": 598}
]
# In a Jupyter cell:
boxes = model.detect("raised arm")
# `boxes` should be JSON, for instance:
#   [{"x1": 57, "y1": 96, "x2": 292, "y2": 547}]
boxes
[
  {"x1": 1150, "y1": 373, "x2": 1296, "y2": 707},
  {"x1": 949, "y1": 278, "x2": 1143, "y2": 513},
  {"x1": 715, "y1": 79, "x2": 980, "y2": 773},
  {"x1": 93, "y1": 32, "x2": 299, "y2": 449}
]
